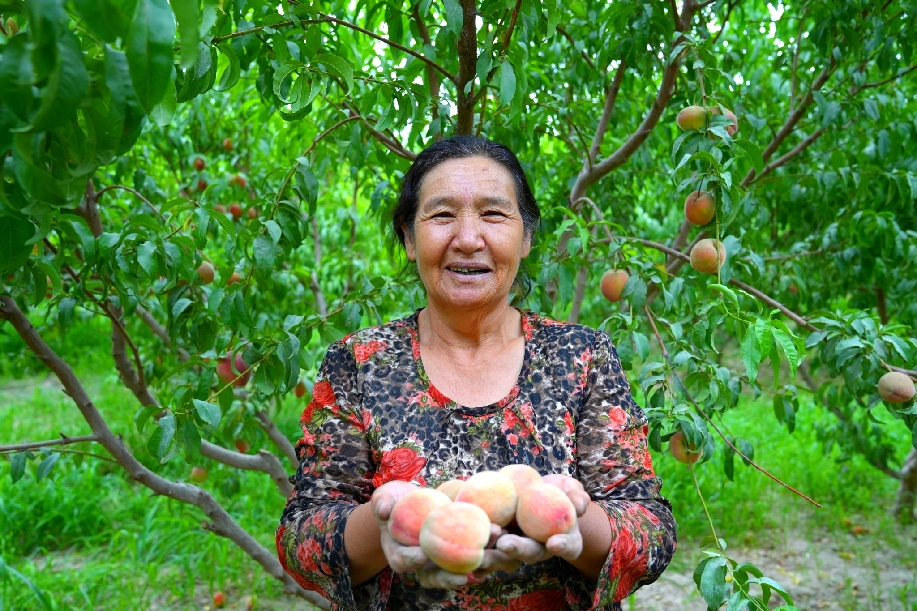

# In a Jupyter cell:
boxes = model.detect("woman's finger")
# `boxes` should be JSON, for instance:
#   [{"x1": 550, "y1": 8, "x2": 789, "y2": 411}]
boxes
[
  {"x1": 545, "y1": 532, "x2": 584, "y2": 561},
  {"x1": 495, "y1": 534, "x2": 552, "y2": 564}
]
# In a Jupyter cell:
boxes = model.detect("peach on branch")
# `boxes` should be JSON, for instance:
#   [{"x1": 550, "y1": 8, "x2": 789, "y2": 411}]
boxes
[
  {"x1": 684, "y1": 191, "x2": 716, "y2": 226},
  {"x1": 600, "y1": 270, "x2": 629, "y2": 303},
  {"x1": 669, "y1": 431, "x2": 701, "y2": 464},
  {"x1": 216, "y1": 352, "x2": 251, "y2": 386},
  {"x1": 388, "y1": 488, "x2": 452, "y2": 546},
  {"x1": 419, "y1": 502, "x2": 491, "y2": 573},
  {"x1": 878, "y1": 372, "x2": 915, "y2": 403},
  {"x1": 226, "y1": 271, "x2": 243, "y2": 286},
  {"x1": 190, "y1": 467, "x2": 209, "y2": 483},
  {"x1": 710, "y1": 106, "x2": 738, "y2": 136},
  {"x1": 689, "y1": 239, "x2": 727, "y2": 274},
  {"x1": 193, "y1": 157, "x2": 206, "y2": 171},
  {"x1": 676, "y1": 105, "x2": 707, "y2": 131},
  {"x1": 196, "y1": 261, "x2": 215, "y2": 285},
  {"x1": 229, "y1": 203, "x2": 243, "y2": 220},
  {"x1": 515, "y1": 482, "x2": 577, "y2": 543},
  {"x1": 454, "y1": 470, "x2": 518, "y2": 527},
  {"x1": 222, "y1": 138, "x2": 233, "y2": 152},
  {"x1": 435, "y1": 479, "x2": 466, "y2": 501}
]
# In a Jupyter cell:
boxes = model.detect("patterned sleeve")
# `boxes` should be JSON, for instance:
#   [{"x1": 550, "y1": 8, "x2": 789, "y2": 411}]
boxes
[
  {"x1": 276, "y1": 341, "x2": 390, "y2": 610},
  {"x1": 564, "y1": 331, "x2": 677, "y2": 609}
]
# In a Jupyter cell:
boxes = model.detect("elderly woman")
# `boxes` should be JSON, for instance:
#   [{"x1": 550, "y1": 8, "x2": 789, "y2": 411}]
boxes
[{"x1": 276, "y1": 136, "x2": 676, "y2": 610}]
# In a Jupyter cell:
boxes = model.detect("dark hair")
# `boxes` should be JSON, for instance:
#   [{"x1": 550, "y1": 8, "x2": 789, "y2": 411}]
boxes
[{"x1": 390, "y1": 135, "x2": 541, "y2": 296}]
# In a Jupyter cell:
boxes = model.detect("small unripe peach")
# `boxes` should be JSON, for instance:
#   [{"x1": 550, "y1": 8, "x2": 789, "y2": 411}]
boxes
[
  {"x1": 690, "y1": 239, "x2": 727, "y2": 274},
  {"x1": 498, "y1": 464, "x2": 542, "y2": 497},
  {"x1": 196, "y1": 261, "x2": 215, "y2": 285},
  {"x1": 419, "y1": 502, "x2": 491, "y2": 573},
  {"x1": 670, "y1": 431, "x2": 701, "y2": 464},
  {"x1": 516, "y1": 483, "x2": 577, "y2": 543},
  {"x1": 226, "y1": 271, "x2": 243, "y2": 286},
  {"x1": 684, "y1": 191, "x2": 716, "y2": 226},
  {"x1": 435, "y1": 479, "x2": 465, "y2": 501},
  {"x1": 455, "y1": 471, "x2": 518, "y2": 527},
  {"x1": 388, "y1": 488, "x2": 452, "y2": 546},
  {"x1": 600, "y1": 270, "x2": 629, "y2": 303},
  {"x1": 878, "y1": 372, "x2": 916, "y2": 403},
  {"x1": 676, "y1": 105, "x2": 707, "y2": 131}
]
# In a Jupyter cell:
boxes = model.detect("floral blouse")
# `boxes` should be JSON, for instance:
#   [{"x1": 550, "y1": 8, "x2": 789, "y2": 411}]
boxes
[{"x1": 277, "y1": 309, "x2": 676, "y2": 610}]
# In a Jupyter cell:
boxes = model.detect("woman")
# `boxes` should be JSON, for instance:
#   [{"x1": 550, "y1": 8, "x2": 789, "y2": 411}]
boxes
[{"x1": 276, "y1": 136, "x2": 676, "y2": 610}]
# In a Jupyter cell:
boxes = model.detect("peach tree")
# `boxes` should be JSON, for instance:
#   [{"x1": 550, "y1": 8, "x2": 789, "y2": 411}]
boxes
[{"x1": 2, "y1": 0, "x2": 916, "y2": 609}]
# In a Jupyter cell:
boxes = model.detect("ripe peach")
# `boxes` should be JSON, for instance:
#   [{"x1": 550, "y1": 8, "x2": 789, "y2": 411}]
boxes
[
  {"x1": 689, "y1": 239, "x2": 727, "y2": 274},
  {"x1": 196, "y1": 261, "x2": 215, "y2": 285},
  {"x1": 684, "y1": 191, "x2": 716, "y2": 226},
  {"x1": 676, "y1": 105, "x2": 707, "y2": 131},
  {"x1": 226, "y1": 271, "x2": 243, "y2": 286},
  {"x1": 419, "y1": 502, "x2": 491, "y2": 573},
  {"x1": 878, "y1": 372, "x2": 916, "y2": 403},
  {"x1": 710, "y1": 106, "x2": 738, "y2": 136},
  {"x1": 229, "y1": 203, "x2": 243, "y2": 220},
  {"x1": 454, "y1": 471, "x2": 518, "y2": 527},
  {"x1": 216, "y1": 353, "x2": 250, "y2": 386},
  {"x1": 515, "y1": 482, "x2": 577, "y2": 543},
  {"x1": 670, "y1": 431, "x2": 701, "y2": 464},
  {"x1": 499, "y1": 464, "x2": 542, "y2": 496},
  {"x1": 435, "y1": 479, "x2": 465, "y2": 501},
  {"x1": 600, "y1": 270, "x2": 629, "y2": 303},
  {"x1": 388, "y1": 488, "x2": 452, "y2": 546}
]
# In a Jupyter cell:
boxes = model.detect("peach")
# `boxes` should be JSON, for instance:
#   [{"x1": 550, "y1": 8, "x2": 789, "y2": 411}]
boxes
[
  {"x1": 670, "y1": 431, "x2": 701, "y2": 464},
  {"x1": 435, "y1": 479, "x2": 466, "y2": 501},
  {"x1": 515, "y1": 482, "x2": 577, "y2": 543},
  {"x1": 684, "y1": 191, "x2": 716, "y2": 226},
  {"x1": 388, "y1": 488, "x2": 452, "y2": 546},
  {"x1": 454, "y1": 471, "x2": 518, "y2": 527},
  {"x1": 710, "y1": 106, "x2": 738, "y2": 136},
  {"x1": 499, "y1": 464, "x2": 542, "y2": 496},
  {"x1": 676, "y1": 105, "x2": 707, "y2": 131},
  {"x1": 878, "y1": 372, "x2": 916, "y2": 403},
  {"x1": 196, "y1": 261, "x2": 215, "y2": 284},
  {"x1": 600, "y1": 270, "x2": 629, "y2": 303},
  {"x1": 419, "y1": 502, "x2": 491, "y2": 573},
  {"x1": 689, "y1": 239, "x2": 727, "y2": 274}
]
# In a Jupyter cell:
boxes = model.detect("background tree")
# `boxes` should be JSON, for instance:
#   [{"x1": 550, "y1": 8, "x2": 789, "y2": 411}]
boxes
[{"x1": 1, "y1": 0, "x2": 916, "y2": 608}]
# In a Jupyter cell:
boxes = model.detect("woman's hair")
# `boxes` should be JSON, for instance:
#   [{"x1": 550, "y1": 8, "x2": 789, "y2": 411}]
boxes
[{"x1": 390, "y1": 135, "x2": 541, "y2": 296}]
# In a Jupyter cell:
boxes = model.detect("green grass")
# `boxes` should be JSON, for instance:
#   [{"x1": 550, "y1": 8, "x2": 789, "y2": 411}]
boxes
[{"x1": 1, "y1": 363, "x2": 915, "y2": 609}]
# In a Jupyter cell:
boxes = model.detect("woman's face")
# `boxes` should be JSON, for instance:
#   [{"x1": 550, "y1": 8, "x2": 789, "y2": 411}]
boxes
[{"x1": 404, "y1": 156, "x2": 531, "y2": 314}]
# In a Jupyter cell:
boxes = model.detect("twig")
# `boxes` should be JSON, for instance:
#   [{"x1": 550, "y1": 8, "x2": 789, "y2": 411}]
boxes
[
  {"x1": 555, "y1": 25, "x2": 595, "y2": 69},
  {"x1": 0, "y1": 435, "x2": 99, "y2": 453},
  {"x1": 859, "y1": 63, "x2": 917, "y2": 90},
  {"x1": 586, "y1": 60, "x2": 627, "y2": 167},
  {"x1": 643, "y1": 305, "x2": 822, "y2": 507}
]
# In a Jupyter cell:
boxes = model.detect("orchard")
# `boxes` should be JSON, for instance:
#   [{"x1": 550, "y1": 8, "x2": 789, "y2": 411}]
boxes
[{"x1": 1, "y1": 0, "x2": 916, "y2": 609}]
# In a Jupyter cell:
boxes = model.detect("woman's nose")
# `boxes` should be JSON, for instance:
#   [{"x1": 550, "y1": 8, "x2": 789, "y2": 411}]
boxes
[{"x1": 452, "y1": 214, "x2": 485, "y2": 252}]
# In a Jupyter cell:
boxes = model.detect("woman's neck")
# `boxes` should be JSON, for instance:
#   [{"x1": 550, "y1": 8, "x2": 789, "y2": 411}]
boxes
[{"x1": 418, "y1": 302, "x2": 522, "y2": 354}]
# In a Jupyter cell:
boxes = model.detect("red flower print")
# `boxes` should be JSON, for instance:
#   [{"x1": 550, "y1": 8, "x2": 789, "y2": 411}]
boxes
[
  {"x1": 507, "y1": 433, "x2": 519, "y2": 445},
  {"x1": 372, "y1": 447, "x2": 427, "y2": 487},
  {"x1": 503, "y1": 407, "x2": 524, "y2": 433},
  {"x1": 428, "y1": 384, "x2": 451, "y2": 407},
  {"x1": 564, "y1": 411, "x2": 574, "y2": 436},
  {"x1": 354, "y1": 340, "x2": 387, "y2": 363},
  {"x1": 346, "y1": 408, "x2": 373, "y2": 432},
  {"x1": 311, "y1": 380, "x2": 336, "y2": 406},
  {"x1": 508, "y1": 589, "x2": 566, "y2": 611},
  {"x1": 300, "y1": 402, "x2": 317, "y2": 425},
  {"x1": 609, "y1": 525, "x2": 648, "y2": 600},
  {"x1": 607, "y1": 406, "x2": 628, "y2": 429}
]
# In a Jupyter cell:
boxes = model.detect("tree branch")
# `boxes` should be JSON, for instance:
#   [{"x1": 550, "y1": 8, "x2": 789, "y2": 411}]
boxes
[
  {"x1": 859, "y1": 63, "x2": 917, "y2": 91},
  {"x1": 744, "y1": 127, "x2": 828, "y2": 186},
  {"x1": 411, "y1": 3, "x2": 442, "y2": 137},
  {"x1": 455, "y1": 0, "x2": 480, "y2": 135},
  {"x1": 643, "y1": 304, "x2": 822, "y2": 507},
  {"x1": 586, "y1": 60, "x2": 627, "y2": 167},
  {"x1": 0, "y1": 296, "x2": 328, "y2": 608},
  {"x1": 255, "y1": 410, "x2": 299, "y2": 465},
  {"x1": 555, "y1": 25, "x2": 595, "y2": 69},
  {"x1": 0, "y1": 435, "x2": 99, "y2": 453},
  {"x1": 200, "y1": 444, "x2": 293, "y2": 497}
]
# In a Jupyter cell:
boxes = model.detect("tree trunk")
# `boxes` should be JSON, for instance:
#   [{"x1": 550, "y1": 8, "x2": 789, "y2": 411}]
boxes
[{"x1": 893, "y1": 449, "x2": 917, "y2": 522}]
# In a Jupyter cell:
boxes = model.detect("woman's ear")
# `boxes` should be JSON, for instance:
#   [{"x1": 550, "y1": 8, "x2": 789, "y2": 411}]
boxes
[
  {"x1": 521, "y1": 232, "x2": 532, "y2": 259},
  {"x1": 403, "y1": 224, "x2": 416, "y2": 261}
]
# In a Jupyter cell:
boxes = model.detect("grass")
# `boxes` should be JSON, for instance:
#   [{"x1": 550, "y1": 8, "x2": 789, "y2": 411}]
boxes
[{"x1": 1, "y1": 359, "x2": 915, "y2": 609}]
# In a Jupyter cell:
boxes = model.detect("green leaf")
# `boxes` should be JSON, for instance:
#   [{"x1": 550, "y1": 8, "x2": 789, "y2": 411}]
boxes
[
  {"x1": 148, "y1": 412, "x2": 176, "y2": 460},
  {"x1": 149, "y1": 78, "x2": 177, "y2": 126},
  {"x1": 312, "y1": 53, "x2": 353, "y2": 92},
  {"x1": 36, "y1": 453, "x2": 60, "y2": 481},
  {"x1": 0, "y1": 34, "x2": 36, "y2": 122},
  {"x1": 863, "y1": 98, "x2": 879, "y2": 121},
  {"x1": 126, "y1": 0, "x2": 176, "y2": 112},
  {"x1": 192, "y1": 399, "x2": 222, "y2": 428},
  {"x1": 73, "y1": 0, "x2": 137, "y2": 42},
  {"x1": 442, "y1": 0, "x2": 463, "y2": 36},
  {"x1": 179, "y1": 415, "x2": 201, "y2": 460},
  {"x1": 30, "y1": 30, "x2": 90, "y2": 132},
  {"x1": 10, "y1": 452, "x2": 27, "y2": 483},
  {"x1": 700, "y1": 556, "x2": 728, "y2": 609},
  {"x1": 253, "y1": 235, "x2": 277, "y2": 276},
  {"x1": 499, "y1": 60, "x2": 516, "y2": 106},
  {"x1": 0, "y1": 216, "x2": 33, "y2": 273},
  {"x1": 134, "y1": 404, "x2": 162, "y2": 434},
  {"x1": 215, "y1": 42, "x2": 241, "y2": 92},
  {"x1": 742, "y1": 327, "x2": 761, "y2": 385},
  {"x1": 771, "y1": 327, "x2": 800, "y2": 378},
  {"x1": 169, "y1": 0, "x2": 200, "y2": 69}
]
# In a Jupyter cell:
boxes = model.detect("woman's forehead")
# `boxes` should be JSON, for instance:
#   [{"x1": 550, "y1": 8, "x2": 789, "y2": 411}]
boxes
[{"x1": 418, "y1": 157, "x2": 516, "y2": 203}]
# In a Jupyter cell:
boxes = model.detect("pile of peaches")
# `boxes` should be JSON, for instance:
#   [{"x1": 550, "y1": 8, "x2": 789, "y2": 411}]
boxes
[{"x1": 388, "y1": 464, "x2": 577, "y2": 573}]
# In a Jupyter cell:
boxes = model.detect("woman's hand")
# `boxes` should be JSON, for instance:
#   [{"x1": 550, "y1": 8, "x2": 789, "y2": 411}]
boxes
[
  {"x1": 495, "y1": 474, "x2": 591, "y2": 566},
  {"x1": 370, "y1": 482, "x2": 521, "y2": 589}
]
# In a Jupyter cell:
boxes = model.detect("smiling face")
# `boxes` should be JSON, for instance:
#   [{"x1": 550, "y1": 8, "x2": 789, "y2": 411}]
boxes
[{"x1": 404, "y1": 156, "x2": 531, "y2": 314}]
